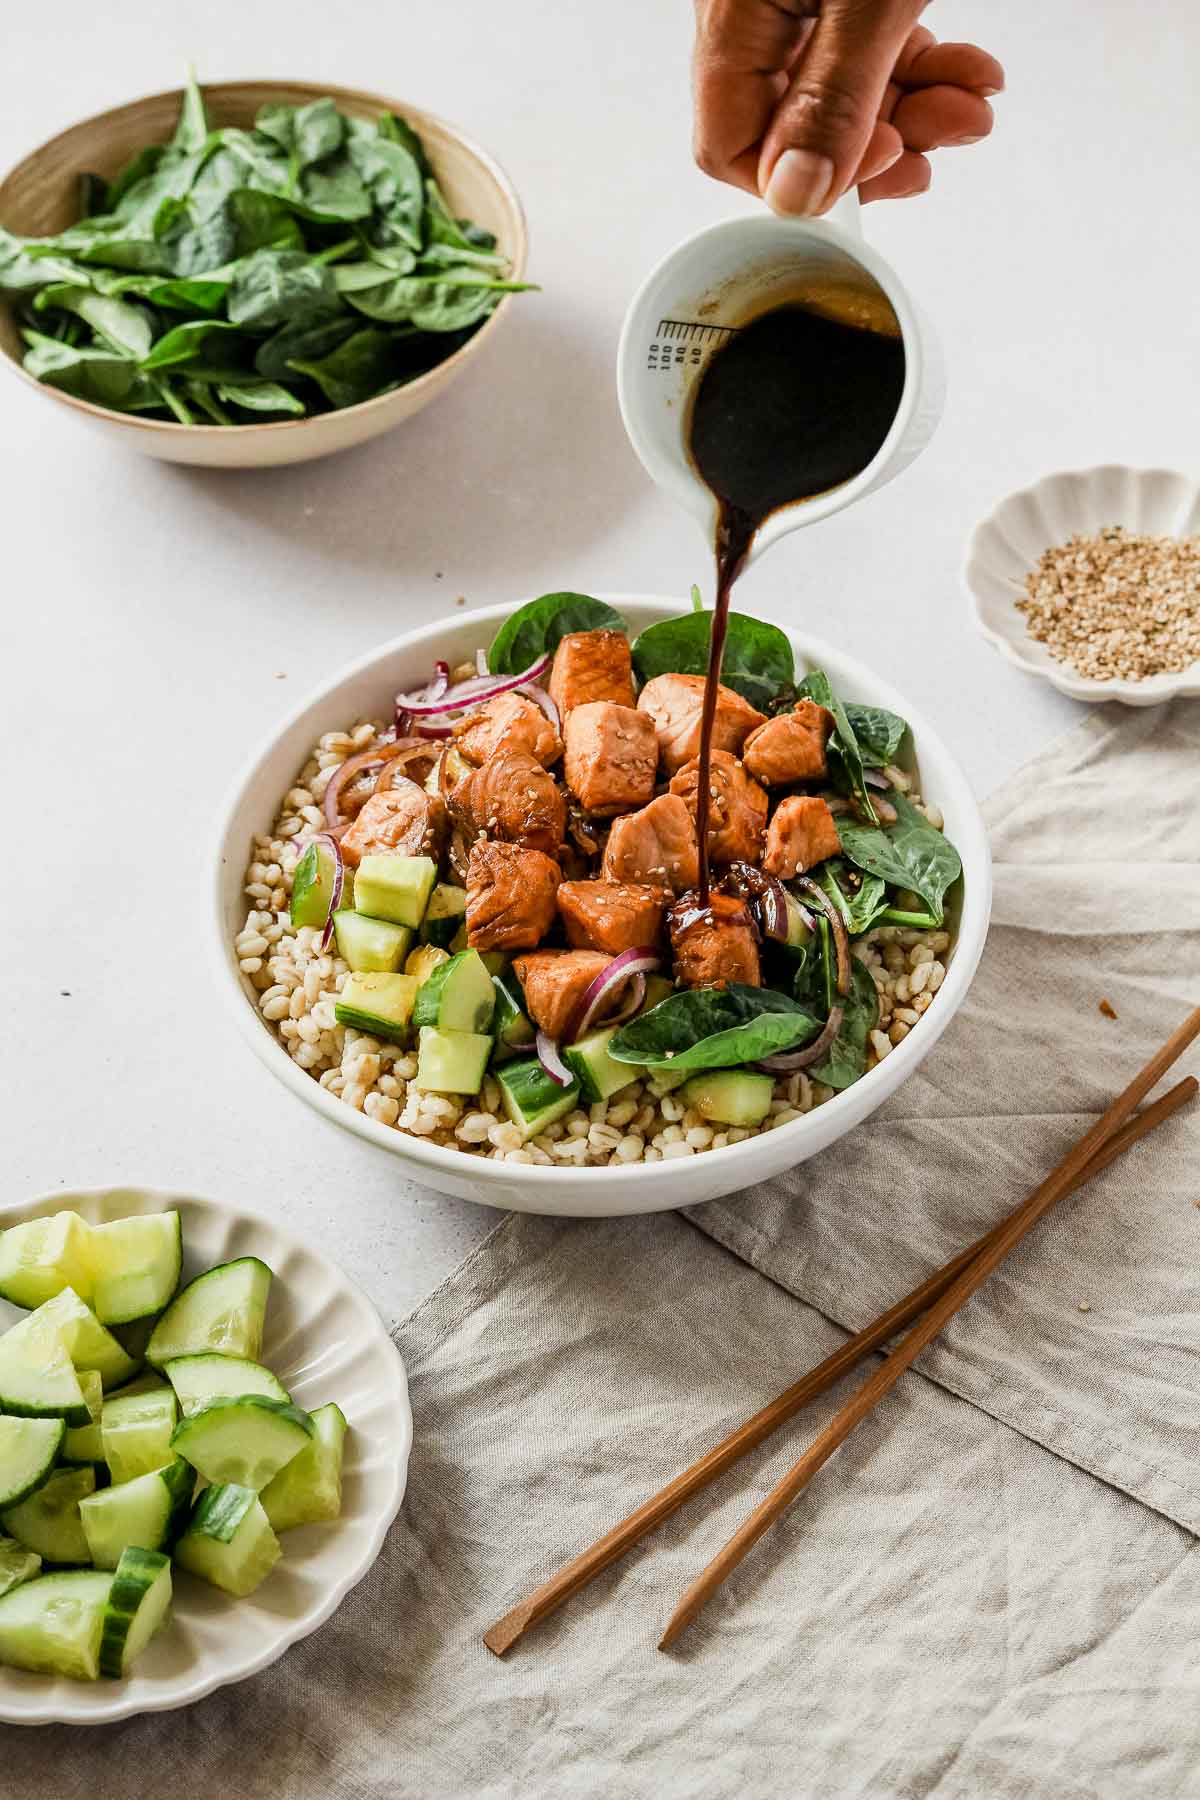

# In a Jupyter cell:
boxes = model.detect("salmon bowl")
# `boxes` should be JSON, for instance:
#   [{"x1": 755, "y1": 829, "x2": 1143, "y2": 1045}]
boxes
[{"x1": 213, "y1": 596, "x2": 991, "y2": 1218}]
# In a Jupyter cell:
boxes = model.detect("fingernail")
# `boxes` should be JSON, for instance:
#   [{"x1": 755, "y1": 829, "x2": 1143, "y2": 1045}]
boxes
[
  {"x1": 764, "y1": 150, "x2": 835, "y2": 217},
  {"x1": 948, "y1": 133, "x2": 986, "y2": 145}
]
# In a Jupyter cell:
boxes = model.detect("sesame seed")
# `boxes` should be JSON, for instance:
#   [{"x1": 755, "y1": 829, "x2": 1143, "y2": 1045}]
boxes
[{"x1": 1016, "y1": 526, "x2": 1200, "y2": 681}]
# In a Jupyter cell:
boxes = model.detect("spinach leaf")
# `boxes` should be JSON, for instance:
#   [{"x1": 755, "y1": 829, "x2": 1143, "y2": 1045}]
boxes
[
  {"x1": 348, "y1": 137, "x2": 424, "y2": 251},
  {"x1": 288, "y1": 326, "x2": 395, "y2": 407},
  {"x1": 836, "y1": 792, "x2": 962, "y2": 924},
  {"x1": 488, "y1": 593, "x2": 626, "y2": 675},
  {"x1": 225, "y1": 189, "x2": 307, "y2": 255},
  {"x1": 609, "y1": 984, "x2": 821, "y2": 1073},
  {"x1": 377, "y1": 112, "x2": 430, "y2": 175},
  {"x1": 214, "y1": 378, "x2": 306, "y2": 416},
  {"x1": 226, "y1": 249, "x2": 338, "y2": 328},
  {"x1": 105, "y1": 146, "x2": 165, "y2": 213},
  {"x1": 21, "y1": 332, "x2": 160, "y2": 410},
  {"x1": 812, "y1": 960, "x2": 879, "y2": 1090},
  {"x1": 256, "y1": 98, "x2": 345, "y2": 169},
  {"x1": 796, "y1": 669, "x2": 877, "y2": 824},
  {"x1": 141, "y1": 318, "x2": 246, "y2": 371},
  {"x1": 844, "y1": 702, "x2": 908, "y2": 768},
  {"x1": 171, "y1": 70, "x2": 210, "y2": 155},
  {"x1": 254, "y1": 314, "x2": 356, "y2": 380},
  {"x1": 32, "y1": 285, "x2": 153, "y2": 360},
  {"x1": 631, "y1": 608, "x2": 795, "y2": 710},
  {"x1": 814, "y1": 861, "x2": 889, "y2": 937}
]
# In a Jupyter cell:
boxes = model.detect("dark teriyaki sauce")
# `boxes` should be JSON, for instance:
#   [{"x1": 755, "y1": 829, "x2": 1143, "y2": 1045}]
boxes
[{"x1": 685, "y1": 301, "x2": 906, "y2": 905}]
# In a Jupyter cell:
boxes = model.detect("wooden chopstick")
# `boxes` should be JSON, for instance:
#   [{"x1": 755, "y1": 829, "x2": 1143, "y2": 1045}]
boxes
[
  {"x1": 484, "y1": 1069, "x2": 1198, "y2": 1658},
  {"x1": 658, "y1": 1007, "x2": 1200, "y2": 1648}
]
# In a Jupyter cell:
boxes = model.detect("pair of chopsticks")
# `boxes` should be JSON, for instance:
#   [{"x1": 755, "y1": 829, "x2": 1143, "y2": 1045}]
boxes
[{"x1": 484, "y1": 1005, "x2": 1200, "y2": 1657}]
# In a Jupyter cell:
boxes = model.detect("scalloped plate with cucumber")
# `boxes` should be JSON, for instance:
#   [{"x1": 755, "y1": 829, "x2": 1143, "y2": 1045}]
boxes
[{"x1": 0, "y1": 1190, "x2": 410, "y2": 1723}]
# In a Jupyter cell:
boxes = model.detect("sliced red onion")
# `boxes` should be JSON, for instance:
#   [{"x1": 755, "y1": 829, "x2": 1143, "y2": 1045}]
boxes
[
  {"x1": 536, "y1": 1030, "x2": 573, "y2": 1087},
  {"x1": 757, "y1": 875, "x2": 789, "y2": 943},
  {"x1": 756, "y1": 1003, "x2": 844, "y2": 1073},
  {"x1": 518, "y1": 681, "x2": 560, "y2": 733},
  {"x1": 323, "y1": 750, "x2": 384, "y2": 836},
  {"x1": 309, "y1": 833, "x2": 344, "y2": 953},
  {"x1": 792, "y1": 900, "x2": 816, "y2": 933},
  {"x1": 428, "y1": 660, "x2": 451, "y2": 702},
  {"x1": 475, "y1": 648, "x2": 489, "y2": 677},
  {"x1": 863, "y1": 767, "x2": 892, "y2": 790},
  {"x1": 566, "y1": 947, "x2": 662, "y2": 1044},
  {"x1": 797, "y1": 876, "x2": 851, "y2": 997},
  {"x1": 394, "y1": 652, "x2": 551, "y2": 717}
]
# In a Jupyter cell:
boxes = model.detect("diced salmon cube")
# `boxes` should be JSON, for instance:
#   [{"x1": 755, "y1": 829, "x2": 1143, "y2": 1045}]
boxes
[
  {"x1": 548, "y1": 631, "x2": 635, "y2": 715},
  {"x1": 466, "y1": 841, "x2": 561, "y2": 952},
  {"x1": 451, "y1": 748, "x2": 566, "y2": 854},
  {"x1": 339, "y1": 784, "x2": 446, "y2": 869},
  {"x1": 741, "y1": 701, "x2": 833, "y2": 786},
  {"x1": 562, "y1": 702, "x2": 658, "y2": 816},
  {"x1": 557, "y1": 880, "x2": 666, "y2": 954},
  {"x1": 668, "y1": 892, "x2": 760, "y2": 989},
  {"x1": 637, "y1": 673, "x2": 765, "y2": 774},
  {"x1": 762, "y1": 796, "x2": 842, "y2": 879},
  {"x1": 602, "y1": 794, "x2": 699, "y2": 893},
  {"x1": 512, "y1": 949, "x2": 612, "y2": 1040},
  {"x1": 453, "y1": 693, "x2": 562, "y2": 769},
  {"x1": 668, "y1": 750, "x2": 768, "y2": 865}
]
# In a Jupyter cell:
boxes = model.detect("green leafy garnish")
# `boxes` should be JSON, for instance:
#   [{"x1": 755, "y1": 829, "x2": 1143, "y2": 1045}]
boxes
[
  {"x1": 814, "y1": 861, "x2": 890, "y2": 936},
  {"x1": 844, "y1": 702, "x2": 908, "y2": 768},
  {"x1": 796, "y1": 669, "x2": 877, "y2": 824},
  {"x1": 836, "y1": 792, "x2": 962, "y2": 925},
  {"x1": 630, "y1": 607, "x2": 795, "y2": 710},
  {"x1": 811, "y1": 961, "x2": 879, "y2": 1089},
  {"x1": 487, "y1": 593, "x2": 626, "y2": 676},
  {"x1": 609, "y1": 984, "x2": 820, "y2": 1073}
]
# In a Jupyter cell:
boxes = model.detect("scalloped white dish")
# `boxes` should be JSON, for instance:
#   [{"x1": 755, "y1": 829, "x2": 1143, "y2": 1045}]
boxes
[
  {"x1": 0, "y1": 1186, "x2": 411, "y2": 1727},
  {"x1": 964, "y1": 465, "x2": 1200, "y2": 706}
]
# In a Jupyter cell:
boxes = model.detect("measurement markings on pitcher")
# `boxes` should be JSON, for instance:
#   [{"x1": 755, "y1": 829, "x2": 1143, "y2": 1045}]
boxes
[{"x1": 646, "y1": 318, "x2": 740, "y2": 374}]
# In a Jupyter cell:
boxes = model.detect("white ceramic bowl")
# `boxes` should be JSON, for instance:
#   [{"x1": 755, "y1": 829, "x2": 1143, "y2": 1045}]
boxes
[
  {"x1": 964, "y1": 464, "x2": 1200, "y2": 705},
  {"x1": 0, "y1": 1186, "x2": 411, "y2": 1727},
  {"x1": 214, "y1": 597, "x2": 992, "y2": 1218}
]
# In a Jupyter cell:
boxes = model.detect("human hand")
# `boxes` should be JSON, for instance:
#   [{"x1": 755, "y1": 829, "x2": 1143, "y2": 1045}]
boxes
[{"x1": 692, "y1": 1, "x2": 1004, "y2": 214}]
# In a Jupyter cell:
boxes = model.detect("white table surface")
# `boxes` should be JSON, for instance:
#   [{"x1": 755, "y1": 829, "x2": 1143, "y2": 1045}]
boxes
[{"x1": 4, "y1": 0, "x2": 1197, "y2": 1329}]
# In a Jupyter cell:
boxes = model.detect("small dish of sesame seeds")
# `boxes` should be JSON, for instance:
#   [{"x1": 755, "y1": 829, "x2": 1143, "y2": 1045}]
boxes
[{"x1": 963, "y1": 465, "x2": 1200, "y2": 705}]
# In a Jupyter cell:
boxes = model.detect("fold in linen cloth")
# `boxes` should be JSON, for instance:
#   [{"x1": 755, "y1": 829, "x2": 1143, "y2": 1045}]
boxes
[{"x1": 689, "y1": 701, "x2": 1200, "y2": 1533}]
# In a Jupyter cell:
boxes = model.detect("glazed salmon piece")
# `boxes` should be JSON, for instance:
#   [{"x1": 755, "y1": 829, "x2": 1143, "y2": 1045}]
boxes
[
  {"x1": 668, "y1": 892, "x2": 761, "y2": 990},
  {"x1": 339, "y1": 782, "x2": 446, "y2": 869},
  {"x1": 466, "y1": 841, "x2": 561, "y2": 952},
  {"x1": 557, "y1": 880, "x2": 666, "y2": 953},
  {"x1": 637, "y1": 673, "x2": 765, "y2": 774},
  {"x1": 602, "y1": 793, "x2": 700, "y2": 893},
  {"x1": 452, "y1": 748, "x2": 566, "y2": 854},
  {"x1": 512, "y1": 949, "x2": 613, "y2": 1040},
  {"x1": 562, "y1": 702, "x2": 658, "y2": 816},
  {"x1": 668, "y1": 750, "x2": 768, "y2": 865},
  {"x1": 742, "y1": 700, "x2": 833, "y2": 786},
  {"x1": 548, "y1": 630, "x2": 635, "y2": 715},
  {"x1": 453, "y1": 692, "x2": 562, "y2": 769},
  {"x1": 762, "y1": 795, "x2": 842, "y2": 879}
]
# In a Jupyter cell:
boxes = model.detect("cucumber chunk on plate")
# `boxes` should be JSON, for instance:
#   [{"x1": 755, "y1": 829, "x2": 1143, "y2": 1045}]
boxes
[
  {"x1": 174, "y1": 1483, "x2": 281, "y2": 1596},
  {"x1": 0, "y1": 1318, "x2": 90, "y2": 1424},
  {"x1": 0, "y1": 1568, "x2": 112, "y2": 1679},
  {"x1": 171, "y1": 1395, "x2": 313, "y2": 1490},
  {"x1": 289, "y1": 838, "x2": 340, "y2": 930},
  {"x1": 0, "y1": 1212, "x2": 93, "y2": 1309},
  {"x1": 353, "y1": 853, "x2": 437, "y2": 928},
  {"x1": 101, "y1": 1383, "x2": 178, "y2": 1484},
  {"x1": 334, "y1": 970, "x2": 420, "y2": 1042},
  {"x1": 98, "y1": 1545, "x2": 172, "y2": 1678},
  {"x1": 0, "y1": 1534, "x2": 41, "y2": 1596},
  {"x1": 490, "y1": 973, "x2": 533, "y2": 1058},
  {"x1": 13, "y1": 1288, "x2": 138, "y2": 1390},
  {"x1": 333, "y1": 910, "x2": 413, "y2": 973},
  {"x1": 563, "y1": 1025, "x2": 640, "y2": 1105},
  {"x1": 679, "y1": 1069, "x2": 775, "y2": 1126},
  {"x1": 261, "y1": 1402, "x2": 348, "y2": 1532},
  {"x1": 88, "y1": 1212, "x2": 182, "y2": 1326},
  {"x1": 80, "y1": 1459, "x2": 193, "y2": 1570},
  {"x1": 2, "y1": 1465, "x2": 95, "y2": 1565},
  {"x1": 61, "y1": 1418, "x2": 106, "y2": 1466},
  {"x1": 412, "y1": 948, "x2": 496, "y2": 1033},
  {"x1": 414, "y1": 1025, "x2": 492, "y2": 1094},
  {"x1": 405, "y1": 943, "x2": 450, "y2": 985},
  {"x1": 0, "y1": 1415, "x2": 64, "y2": 1510},
  {"x1": 495, "y1": 1057, "x2": 580, "y2": 1142},
  {"x1": 165, "y1": 1351, "x2": 289, "y2": 1416},
  {"x1": 146, "y1": 1257, "x2": 273, "y2": 1366},
  {"x1": 419, "y1": 880, "x2": 467, "y2": 948}
]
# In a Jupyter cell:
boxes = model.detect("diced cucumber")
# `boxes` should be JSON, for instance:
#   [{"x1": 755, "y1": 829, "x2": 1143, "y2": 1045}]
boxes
[
  {"x1": 644, "y1": 1063, "x2": 692, "y2": 1093},
  {"x1": 88, "y1": 1211, "x2": 182, "y2": 1326},
  {"x1": 61, "y1": 1418, "x2": 106, "y2": 1466},
  {"x1": 0, "y1": 1569, "x2": 112, "y2": 1679},
  {"x1": 0, "y1": 1318, "x2": 90, "y2": 1423},
  {"x1": 495, "y1": 1057, "x2": 580, "y2": 1142},
  {"x1": 419, "y1": 881, "x2": 468, "y2": 948},
  {"x1": 563, "y1": 1025, "x2": 639, "y2": 1105},
  {"x1": 334, "y1": 971, "x2": 420, "y2": 1042},
  {"x1": 640, "y1": 974, "x2": 675, "y2": 1012},
  {"x1": 491, "y1": 973, "x2": 533, "y2": 1055},
  {"x1": 333, "y1": 910, "x2": 413, "y2": 973},
  {"x1": 111, "y1": 1313, "x2": 157, "y2": 1367},
  {"x1": 290, "y1": 838, "x2": 340, "y2": 929},
  {"x1": 0, "y1": 1212, "x2": 93, "y2": 1308},
  {"x1": 2, "y1": 1465, "x2": 95, "y2": 1565},
  {"x1": 784, "y1": 889, "x2": 813, "y2": 950},
  {"x1": 101, "y1": 1383, "x2": 177, "y2": 1484},
  {"x1": 412, "y1": 948, "x2": 496, "y2": 1033},
  {"x1": 414, "y1": 1026, "x2": 492, "y2": 1095},
  {"x1": 0, "y1": 1535, "x2": 40, "y2": 1596},
  {"x1": 174, "y1": 1483, "x2": 281, "y2": 1597},
  {"x1": 15, "y1": 1288, "x2": 138, "y2": 1390},
  {"x1": 353, "y1": 854, "x2": 437, "y2": 928},
  {"x1": 78, "y1": 1367, "x2": 103, "y2": 1422},
  {"x1": 165, "y1": 1352, "x2": 289, "y2": 1417},
  {"x1": 98, "y1": 1546, "x2": 172, "y2": 1678},
  {"x1": 80, "y1": 1460, "x2": 193, "y2": 1570},
  {"x1": 146, "y1": 1257, "x2": 273, "y2": 1367},
  {"x1": 405, "y1": 942, "x2": 450, "y2": 985},
  {"x1": 680, "y1": 1069, "x2": 775, "y2": 1126},
  {"x1": 171, "y1": 1395, "x2": 313, "y2": 1491},
  {"x1": 479, "y1": 950, "x2": 509, "y2": 978},
  {"x1": 0, "y1": 1416, "x2": 64, "y2": 1509},
  {"x1": 261, "y1": 1402, "x2": 348, "y2": 1533}
]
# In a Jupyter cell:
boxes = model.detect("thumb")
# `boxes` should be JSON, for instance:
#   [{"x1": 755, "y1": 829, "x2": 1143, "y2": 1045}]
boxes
[{"x1": 759, "y1": 0, "x2": 923, "y2": 217}]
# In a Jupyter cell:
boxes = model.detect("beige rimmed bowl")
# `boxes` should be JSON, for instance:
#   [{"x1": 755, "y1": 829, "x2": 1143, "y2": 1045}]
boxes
[{"x1": 0, "y1": 81, "x2": 528, "y2": 468}]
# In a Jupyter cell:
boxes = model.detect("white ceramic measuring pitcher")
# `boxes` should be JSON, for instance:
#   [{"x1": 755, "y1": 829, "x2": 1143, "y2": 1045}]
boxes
[{"x1": 616, "y1": 193, "x2": 944, "y2": 567}]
